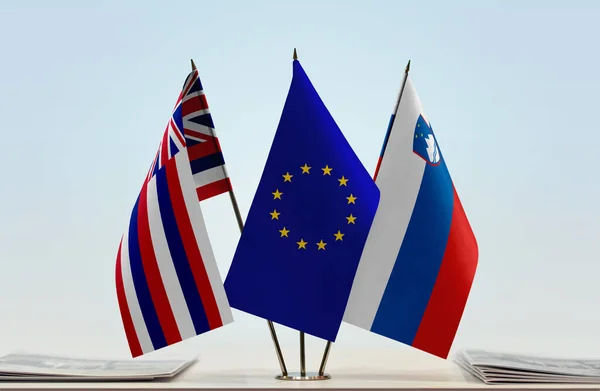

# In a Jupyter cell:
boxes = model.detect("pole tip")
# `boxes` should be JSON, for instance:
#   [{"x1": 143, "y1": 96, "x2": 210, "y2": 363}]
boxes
[
  {"x1": 405, "y1": 59, "x2": 411, "y2": 73},
  {"x1": 190, "y1": 59, "x2": 197, "y2": 71},
  {"x1": 293, "y1": 48, "x2": 298, "y2": 60}
]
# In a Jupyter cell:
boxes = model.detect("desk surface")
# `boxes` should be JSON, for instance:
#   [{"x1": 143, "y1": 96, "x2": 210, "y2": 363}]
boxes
[{"x1": 0, "y1": 348, "x2": 598, "y2": 391}]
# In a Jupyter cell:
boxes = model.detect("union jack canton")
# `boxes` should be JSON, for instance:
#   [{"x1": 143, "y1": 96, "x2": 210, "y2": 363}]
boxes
[{"x1": 147, "y1": 68, "x2": 232, "y2": 200}]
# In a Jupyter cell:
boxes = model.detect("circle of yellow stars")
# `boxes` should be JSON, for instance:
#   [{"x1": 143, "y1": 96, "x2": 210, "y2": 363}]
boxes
[{"x1": 269, "y1": 163, "x2": 357, "y2": 251}]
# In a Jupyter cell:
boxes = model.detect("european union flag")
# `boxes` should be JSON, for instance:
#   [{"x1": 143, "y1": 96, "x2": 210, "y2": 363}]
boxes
[{"x1": 224, "y1": 58, "x2": 380, "y2": 341}]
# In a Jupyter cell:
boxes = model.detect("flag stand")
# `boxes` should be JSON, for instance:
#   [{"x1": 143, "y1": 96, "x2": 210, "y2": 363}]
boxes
[
  {"x1": 274, "y1": 332, "x2": 332, "y2": 381},
  {"x1": 189, "y1": 58, "x2": 289, "y2": 380},
  {"x1": 227, "y1": 189, "x2": 333, "y2": 380}
]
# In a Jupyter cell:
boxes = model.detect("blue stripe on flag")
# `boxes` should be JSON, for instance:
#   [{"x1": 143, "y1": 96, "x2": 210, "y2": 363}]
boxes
[
  {"x1": 187, "y1": 113, "x2": 215, "y2": 129},
  {"x1": 190, "y1": 152, "x2": 225, "y2": 174},
  {"x1": 155, "y1": 165, "x2": 211, "y2": 334},
  {"x1": 370, "y1": 159, "x2": 454, "y2": 344},
  {"x1": 169, "y1": 138, "x2": 180, "y2": 157},
  {"x1": 173, "y1": 105, "x2": 184, "y2": 136},
  {"x1": 152, "y1": 156, "x2": 159, "y2": 178},
  {"x1": 185, "y1": 138, "x2": 200, "y2": 148},
  {"x1": 127, "y1": 193, "x2": 166, "y2": 350},
  {"x1": 188, "y1": 78, "x2": 202, "y2": 95}
]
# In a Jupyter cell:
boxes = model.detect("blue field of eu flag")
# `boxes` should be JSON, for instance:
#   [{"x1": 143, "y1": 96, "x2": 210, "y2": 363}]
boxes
[{"x1": 224, "y1": 58, "x2": 380, "y2": 342}]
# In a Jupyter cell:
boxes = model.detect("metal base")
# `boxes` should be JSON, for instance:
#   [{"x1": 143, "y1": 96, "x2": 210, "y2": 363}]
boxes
[{"x1": 275, "y1": 372, "x2": 331, "y2": 381}]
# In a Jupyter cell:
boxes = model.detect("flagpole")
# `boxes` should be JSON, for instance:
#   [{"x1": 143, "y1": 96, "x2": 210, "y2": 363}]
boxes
[
  {"x1": 190, "y1": 59, "x2": 288, "y2": 377},
  {"x1": 373, "y1": 59, "x2": 411, "y2": 181},
  {"x1": 318, "y1": 340, "x2": 331, "y2": 376},
  {"x1": 293, "y1": 48, "x2": 308, "y2": 379},
  {"x1": 299, "y1": 331, "x2": 306, "y2": 377},
  {"x1": 291, "y1": 48, "x2": 334, "y2": 379},
  {"x1": 223, "y1": 175, "x2": 289, "y2": 378}
]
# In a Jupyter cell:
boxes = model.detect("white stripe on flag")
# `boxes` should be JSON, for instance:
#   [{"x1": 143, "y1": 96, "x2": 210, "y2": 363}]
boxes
[
  {"x1": 146, "y1": 177, "x2": 197, "y2": 340},
  {"x1": 169, "y1": 122, "x2": 186, "y2": 150},
  {"x1": 343, "y1": 77, "x2": 427, "y2": 330},
  {"x1": 193, "y1": 165, "x2": 228, "y2": 188},
  {"x1": 183, "y1": 91, "x2": 205, "y2": 103},
  {"x1": 183, "y1": 109, "x2": 210, "y2": 121},
  {"x1": 185, "y1": 135, "x2": 207, "y2": 144},
  {"x1": 184, "y1": 121, "x2": 214, "y2": 137},
  {"x1": 120, "y1": 229, "x2": 154, "y2": 354},
  {"x1": 170, "y1": 126, "x2": 183, "y2": 147},
  {"x1": 175, "y1": 151, "x2": 234, "y2": 325}
]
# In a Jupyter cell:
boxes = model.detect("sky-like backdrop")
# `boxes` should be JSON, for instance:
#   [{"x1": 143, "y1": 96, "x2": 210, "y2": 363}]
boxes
[{"x1": 0, "y1": 0, "x2": 599, "y2": 361}]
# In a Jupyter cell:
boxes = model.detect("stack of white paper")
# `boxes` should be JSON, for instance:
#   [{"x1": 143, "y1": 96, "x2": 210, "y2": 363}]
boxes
[
  {"x1": 0, "y1": 353, "x2": 195, "y2": 381},
  {"x1": 456, "y1": 349, "x2": 600, "y2": 384}
]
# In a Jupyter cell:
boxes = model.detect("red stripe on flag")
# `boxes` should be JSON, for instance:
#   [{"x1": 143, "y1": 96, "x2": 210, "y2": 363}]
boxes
[
  {"x1": 182, "y1": 94, "x2": 209, "y2": 117},
  {"x1": 173, "y1": 72, "x2": 195, "y2": 111},
  {"x1": 196, "y1": 178, "x2": 230, "y2": 202},
  {"x1": 411, "y1": 187, "x2": 478, "y2": 358},
  {"x1": 115, "y1": 238, "x2": 143, "y2": 358},
  {"x1": 137, "y1": 181, "x2": 182, "y2": 346},
  {"x1": 188, "y1": 139, "x2": 221, "y2": 161},
  {"x1": 181, "y1": 70, "x2": 197, "y2": 98},
  {"x1": 185, "y1": 129, "x2": 211, "y2": 142},
  {"x1": 147, "y1": 149, "x2": 159, "y2": 181},
  {"x1": 170, "y1": 119, "x2": 186, "y2": 146},
  {"x1": 173, "y1": 94, "x2": 183, "y2": 111},
  {"x1": 165, "y1": 160, "x2": 223, "y2": 329},
  {"x1": 160, "y1": 127, "x2": 169, "y2": 166}
]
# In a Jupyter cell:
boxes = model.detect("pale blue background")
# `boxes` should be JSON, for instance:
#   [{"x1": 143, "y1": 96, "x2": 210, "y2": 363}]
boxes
[{"x1": 0, "y1": 0, "x2": 599, "y2": 364}]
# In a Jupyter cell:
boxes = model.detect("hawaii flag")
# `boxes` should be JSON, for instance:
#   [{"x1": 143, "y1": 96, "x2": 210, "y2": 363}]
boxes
[
  {"x1": 343, "y1": 74, "x2": 478, "y2": 359},
  {"x1": 115, "y1": 67, "x2": 233, "y2": 357}
]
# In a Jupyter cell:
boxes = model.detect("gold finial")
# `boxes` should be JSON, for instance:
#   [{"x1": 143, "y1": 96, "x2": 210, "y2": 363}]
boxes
[
  {"x1": 191, "y1": 59, "x2": 197, "y2": 71},
  {"x1": 293, "y1": 48, "x2": 298, "y2": 60},
  {"x1": 405, "y1": 59, "x2": 411, "y2": 73}
]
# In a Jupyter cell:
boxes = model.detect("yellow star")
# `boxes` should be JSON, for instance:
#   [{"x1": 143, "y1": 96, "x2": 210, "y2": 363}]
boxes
[
  {"x1": 316, "y1": 240, "x2": 327, "y2": 250},
  {"x1": 346, "y1": 214, "x2": 357, "y2": 224},
  {"x1": 269, "y1": 209, "x2": 280, "y2": 220},
  {"x1": 338, "y1": 176, "x2": 348, "y2": 186},
  {"x1": 297, "y1": 238, "x2": 307, "y2": 249},
  {"x1": 282, "y1": 172, "x2": 293, "y2": 182},
  {"x1": 279, "y1": 227, "x2": 290, "y2": 237},
  {"x1": 415, "y1": 134, "x2": 418, "y2": 138},
  {"x1": 322, "y1": 165, "x2": 332, "y2": 175},
  {"x1": 272, "y1": 189, "x2": 283, "y2": 199},
  {"x1": 346, "y1": 194, "x2": 357, "y2": 204},
  {"x1": 334, "y1": 230, "x2": 344, "y2": 241},
  {"x1": 300, "y1": 164, "x2": 311, "y2": 174}
]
